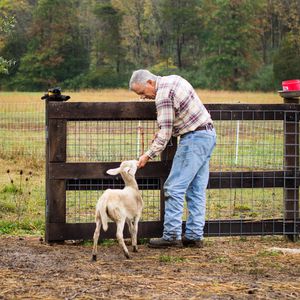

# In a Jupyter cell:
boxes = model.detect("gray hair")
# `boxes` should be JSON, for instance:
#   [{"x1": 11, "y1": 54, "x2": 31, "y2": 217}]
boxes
[{"x1": 129, "y1": 69, "x2": 157, "y2": 90}]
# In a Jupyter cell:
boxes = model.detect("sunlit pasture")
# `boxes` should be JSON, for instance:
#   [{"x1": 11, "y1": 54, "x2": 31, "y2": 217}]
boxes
[{"x1": 0, "y1": 89, "x2": 282, "y2": 104}]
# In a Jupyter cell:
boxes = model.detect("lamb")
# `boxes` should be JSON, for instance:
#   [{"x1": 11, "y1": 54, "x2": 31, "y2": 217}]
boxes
[{"x1": 92, "y1": 160, "x2": 143, "y2": 260}]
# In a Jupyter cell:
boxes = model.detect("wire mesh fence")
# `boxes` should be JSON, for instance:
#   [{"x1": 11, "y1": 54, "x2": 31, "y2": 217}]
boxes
[
  {"x1": 66, "y1": 179, "x2": 161, "y2": 223},
  {"x1": 1, "y1": 102, "x2": 299, "y2": 239},
  {"x1": 67, "y1": 120, "x2": 160, "y2": 162},
  {"x1": 64, "y1": 119, "x2": 290, "y2": 229},
  {"x1": 0, "y1": 103, "x2": 45, "y2": 160}
]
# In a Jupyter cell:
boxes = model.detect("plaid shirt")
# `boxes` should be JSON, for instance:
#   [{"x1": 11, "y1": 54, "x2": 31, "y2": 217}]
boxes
[{"x1": 145, "y1": 75, "x2": 213, "y2": 159}]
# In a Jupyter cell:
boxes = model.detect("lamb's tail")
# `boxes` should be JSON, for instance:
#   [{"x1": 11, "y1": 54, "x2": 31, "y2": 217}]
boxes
[{"x1": 98, "y1": 194, "x2": 109, "y2": 232}]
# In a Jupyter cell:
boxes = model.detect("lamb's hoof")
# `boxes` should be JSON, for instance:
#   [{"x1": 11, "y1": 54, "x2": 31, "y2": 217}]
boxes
[
  {"x1": 124, "y1": 252, "x2": 130, "y2": 259},
  {"x1": 133, "y1": 246, "x2": 138, "y2": 252},
  {"x1": 92, "y1": 254, "x2": 97, "y2": 262}
]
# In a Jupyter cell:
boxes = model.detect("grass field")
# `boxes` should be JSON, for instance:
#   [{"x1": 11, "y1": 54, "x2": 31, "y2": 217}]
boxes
[
  {"x1": 0, "y1": 89, "x2": 283, "y2": 104},
  {"x1": 0, "y1": 90, "x2": 288, "y2": 237}
]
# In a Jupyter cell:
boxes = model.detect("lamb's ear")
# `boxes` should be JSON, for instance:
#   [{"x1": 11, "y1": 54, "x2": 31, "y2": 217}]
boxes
[{"x1": 107, "y1": 167, "x2": 120, "y2": 175}]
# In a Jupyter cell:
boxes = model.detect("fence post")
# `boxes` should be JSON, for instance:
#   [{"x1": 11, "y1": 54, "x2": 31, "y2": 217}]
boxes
[
  {"x1": 45, "y1": 101, "x2": 67, "y2": 242},
  {"x1": 283, "y1": 95, "x2": 299, "y2": 242}
]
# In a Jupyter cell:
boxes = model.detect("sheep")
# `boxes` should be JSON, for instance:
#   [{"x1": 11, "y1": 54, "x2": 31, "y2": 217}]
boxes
[{"x1": 92, "y1": 160, "x2": 143, "y2": 260}]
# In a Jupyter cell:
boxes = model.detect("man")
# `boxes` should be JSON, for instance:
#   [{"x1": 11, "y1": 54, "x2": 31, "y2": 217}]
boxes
[{"x1": 129, "y1": 69, "x2": 216, "y2": 248}]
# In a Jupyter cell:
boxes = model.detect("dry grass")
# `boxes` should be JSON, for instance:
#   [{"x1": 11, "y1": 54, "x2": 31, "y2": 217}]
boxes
[{"x1": 0, "y1": 89, "x2": 283, "y2": 104}]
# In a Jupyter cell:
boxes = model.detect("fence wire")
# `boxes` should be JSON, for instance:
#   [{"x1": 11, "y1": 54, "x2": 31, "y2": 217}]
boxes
[
  {"x1": 67, "y1": 120, "x2": 160, "y2": 162},
  {"x1": 66, "y1": 179, "x2": 160, "y2": 223},
  {"x1": 0, "y1": 103, "x2": 45, "y2": 160},
  {"x1": 1, "y1": 102, "x2": 299, "y2": 236}
]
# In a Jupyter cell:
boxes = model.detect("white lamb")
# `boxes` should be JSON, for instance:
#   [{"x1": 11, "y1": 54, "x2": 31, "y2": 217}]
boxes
[{"x1": 92, "y1": 160, "x2": 143, "y2": 260}]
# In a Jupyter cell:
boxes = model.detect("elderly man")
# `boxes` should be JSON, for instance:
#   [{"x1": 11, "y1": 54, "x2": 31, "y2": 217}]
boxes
[{"x1": 129, "y1": 69, "x2": 216, "y2": 248}]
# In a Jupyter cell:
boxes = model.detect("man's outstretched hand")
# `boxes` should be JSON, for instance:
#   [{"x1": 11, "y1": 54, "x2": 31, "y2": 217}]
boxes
[{"x1": 138, "y1": 154, "x2": 150, "y2": 168}]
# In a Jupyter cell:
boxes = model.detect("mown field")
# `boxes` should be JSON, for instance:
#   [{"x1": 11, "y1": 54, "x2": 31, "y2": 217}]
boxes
[{"x1": 0, "y1": 89, "x2": 286, "y2": 236}]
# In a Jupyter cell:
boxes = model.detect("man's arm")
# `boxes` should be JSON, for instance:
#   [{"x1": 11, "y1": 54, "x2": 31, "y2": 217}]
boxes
[{"x1": 138, "y1": 93, "x2": 174, "y2": 168}]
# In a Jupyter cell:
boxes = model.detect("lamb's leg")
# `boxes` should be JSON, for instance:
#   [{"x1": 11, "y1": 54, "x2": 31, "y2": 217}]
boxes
[
  {"x1": 132, "y1": 216, "x2": 140, "y2": 252},
  {"x1": 116, "y1": 218, "x2": 130, "y2": 259},
  {"x1": 126, "y1": 218, "x2": 134, "y2": 245},
  {"x1": 92, "y1": 217, "x2": 101, "y2": 261}
]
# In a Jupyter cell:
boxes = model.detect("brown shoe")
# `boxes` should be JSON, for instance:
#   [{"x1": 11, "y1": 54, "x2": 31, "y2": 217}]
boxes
[
  {"x1": 148, "y1": 238, "x2": 183, "y2": 249},
  {"x1": 182, "y1": 236, "x2": 204, "y2": 248}
]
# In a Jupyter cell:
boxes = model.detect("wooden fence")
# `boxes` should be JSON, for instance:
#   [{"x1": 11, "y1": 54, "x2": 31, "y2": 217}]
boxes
[{"x1": 45, "y1": 100, "x2": 299, "y2": 242}]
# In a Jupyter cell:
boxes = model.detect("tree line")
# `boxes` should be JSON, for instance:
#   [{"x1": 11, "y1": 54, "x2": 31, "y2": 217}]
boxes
[{"x1": 0, "y1": 0, "x2": 299, "y2": 92}]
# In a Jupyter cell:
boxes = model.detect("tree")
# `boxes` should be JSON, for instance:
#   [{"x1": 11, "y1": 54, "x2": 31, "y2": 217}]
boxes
[
  {"x1": 272, "y1": 0, "x2": 300, "y2": 85},
  {"x1": 92, "y1": 1, "x2": 124, "y2": 73},
  {"x1": 160, "y1": 0, "x2": 202, "y2": 69},
  {"x1": 0, "y1": 15, "x2": 15, "y2": 74},
  {"x1": 273, "y1": 33, "x2": 300, "y2": 84},
  {"x1": 201, "y1": 0, "x2": 263, "y2": 90},
  {"x1": 15, "y1": 0, "x2": 89, "y2": 90}
]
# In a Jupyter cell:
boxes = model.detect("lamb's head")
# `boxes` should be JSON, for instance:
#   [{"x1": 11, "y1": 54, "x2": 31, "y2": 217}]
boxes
[{"x1": 107, "y1": 160, "x2": 138, "y2": 177}]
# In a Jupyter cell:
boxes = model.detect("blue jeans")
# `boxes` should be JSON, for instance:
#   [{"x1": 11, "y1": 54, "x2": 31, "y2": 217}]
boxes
[{"x1": 163, "y1": 128, "x2": 216, "y2": 241}]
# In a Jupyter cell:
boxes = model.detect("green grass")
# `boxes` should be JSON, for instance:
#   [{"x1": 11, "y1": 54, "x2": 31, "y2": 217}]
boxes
[
  {"x1": 159, "y1": 254, "x2": 187, "y2": 263},
  {"x1": 0, "y1": 167, "x2": 45, "y2": 236},
  {"x1": 257, "y1": 249, "x2": 282, "y2": 257}
]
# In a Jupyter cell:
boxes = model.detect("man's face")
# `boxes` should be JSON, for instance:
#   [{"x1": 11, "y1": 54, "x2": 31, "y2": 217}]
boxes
[{"x1": 132, "y1": 80, "x2": 156, "y2": 100}]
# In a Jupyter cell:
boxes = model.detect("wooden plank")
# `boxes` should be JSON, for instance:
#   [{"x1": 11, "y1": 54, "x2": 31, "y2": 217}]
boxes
[
  {"x1": 66, "y1": 178, "x2": 161, "y2": 190},
  {"x1": 48, "y1": 102, "x2": 299, "y2": 121},
  {"x1": 284, "y1": 112, "x2": 299, "y2": 217},
  {"x1": 50, "y1": 164, "x2": 296, "y2": 189},
  {"x1": 208, "y1": 171, "x2": 298, "y2": 189},
  {"x1": 283, "y1": 99, "x2": 299, "y2": 241},
  {"x1": 48, "y1": 101, "x2": 157, "y2": 120},
  {"x1": 208, "y1": 103, "x2": 300, "y2": 111},
  {"x1": 48, "y1": 119, "x2": 66, "y2": 162},
  {"x1": 49, "y1": 161, "x2": 172, "y2": 179},
  {"x1": 46, "y1": 221, "x2": 164, "y2": 241},
  {"x1": 161, "y1": 136, "x2": 178, "y2": 161},
  {"x1": 46, "y1": 180, "x2": 66, "y2": 223},
  {"x1": 45, "y1": 219, "x2": 298, "y2": 241},
  {"x1": 203, "y1": 219, "x2": 299, "y2": 236}
]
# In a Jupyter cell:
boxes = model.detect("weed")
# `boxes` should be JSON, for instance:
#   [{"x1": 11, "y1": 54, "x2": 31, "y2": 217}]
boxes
[
  {"x1": 212, "y1": 256, "x2": 229, "y2": 263},
  {"x1": 159, "y1": 254, "x2": 186, "y2": 263},
  {"x1": 257, "y1": 249, "x2": 281, "y2": 257},
  {"x1": 0, "y1": 219, "x2": 44, "y2": 235},
  {"x1": 80, "y1": 240, "x2": 94, "y2": 247},
  {"x1": 138, "y1": 238, "x2": 150, "y2": 245},
  {"x1": 101, "y1": 239, "x2": 118, "y2": 247}
]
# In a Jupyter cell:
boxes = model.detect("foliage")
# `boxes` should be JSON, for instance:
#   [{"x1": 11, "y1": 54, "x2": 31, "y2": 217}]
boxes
[
  {"x1": 201, "y1": 0, "x2": 264, "y2": 90},
  {"x1": 159, "y1": 0, "x2": 203, "y2": 69},
  {"x1": 0, "y1": 15, "x2": 15, "y2": 74},
  {"x1": 0, "y1": 0, "x2": 299, "y2": 91},
  {"x1": 12, "y1": 0, "x2": 89, "y2": 90},
  {"x1": 273, "y1": 33, "x2": 300, "y2": 86},
  {"x1": 64, "y1": 67, "x2": 129, "y2": 90},
  {"x1": 239, "y1": 64, "x2": 276, "y2": 92}
]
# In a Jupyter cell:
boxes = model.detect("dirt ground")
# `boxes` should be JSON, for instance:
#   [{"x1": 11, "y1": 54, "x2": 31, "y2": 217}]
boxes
[{"x1": 0, "y1": 235, "x2": 299, "y2": 300}]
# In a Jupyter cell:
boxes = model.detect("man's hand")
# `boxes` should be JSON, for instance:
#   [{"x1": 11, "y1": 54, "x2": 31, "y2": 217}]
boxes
[{"x1": 138, "y1": 154, "x2": 150, "y2": 168}]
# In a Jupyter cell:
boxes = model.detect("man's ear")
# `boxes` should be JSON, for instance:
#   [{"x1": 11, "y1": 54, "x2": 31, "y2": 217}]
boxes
[{"x1": 147, "y1": 79, "x2": 155, "y2": 87}]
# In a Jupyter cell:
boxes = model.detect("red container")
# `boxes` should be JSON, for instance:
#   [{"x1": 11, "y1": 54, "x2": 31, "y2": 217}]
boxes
[{"x1": 282, "y1": 79, "x2": 300, "y2": 91}]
